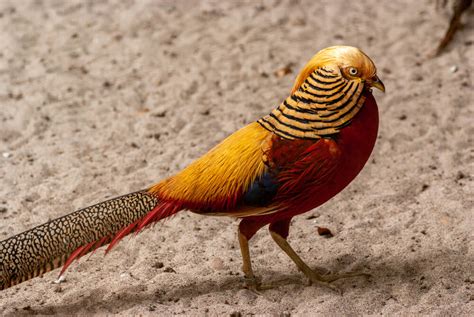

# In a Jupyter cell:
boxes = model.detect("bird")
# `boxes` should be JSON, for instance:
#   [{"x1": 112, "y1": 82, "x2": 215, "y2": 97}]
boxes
[
  {"x1": 435, "y1": 0, "x2": 472, "y2": 56},
  {"x1": 0, "y1": 45, "x2": 385, "y2": 292}
]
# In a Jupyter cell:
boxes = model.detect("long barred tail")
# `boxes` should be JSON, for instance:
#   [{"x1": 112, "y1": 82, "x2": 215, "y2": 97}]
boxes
[{"x1": 0, "y1": 191, "x2": 181, "y2": 290}]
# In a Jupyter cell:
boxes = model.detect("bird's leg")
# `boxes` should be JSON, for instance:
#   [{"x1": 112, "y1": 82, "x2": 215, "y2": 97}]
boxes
[
  {"x1": 269, "y1": 219, "x2": 369, "y2": 293},
  {"x1": 238, "y1": 219, "x2": 267, "y2": 291},
  {"x1": 238, "y1": 230, "x2": 259, "y2": 289}
]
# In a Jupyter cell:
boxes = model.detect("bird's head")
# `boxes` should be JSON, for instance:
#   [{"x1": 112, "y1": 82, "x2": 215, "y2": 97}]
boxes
[{"x1": 291, "y1": 45, "x2": 385, "y2": 94}]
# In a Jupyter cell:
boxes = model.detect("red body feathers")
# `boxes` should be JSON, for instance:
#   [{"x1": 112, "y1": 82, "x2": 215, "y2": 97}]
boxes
[{"x1": 238, "y1": 91, "x2": 379, "y2": 234}]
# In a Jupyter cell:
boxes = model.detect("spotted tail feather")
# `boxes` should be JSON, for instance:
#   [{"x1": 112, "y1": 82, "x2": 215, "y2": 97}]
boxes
[{"x1": 0, "y1": 191, "x2": 179, "y2": 290}]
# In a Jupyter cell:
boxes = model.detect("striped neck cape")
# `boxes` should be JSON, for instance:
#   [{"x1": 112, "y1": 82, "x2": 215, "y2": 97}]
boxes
[{"x1": 258, "y1": 67, "x2": 366, "y2": 140}]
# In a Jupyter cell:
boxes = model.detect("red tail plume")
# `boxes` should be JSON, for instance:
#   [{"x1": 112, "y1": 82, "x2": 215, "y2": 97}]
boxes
[{"x1": 59, "y1": 201, "x2": 181, "y2": 278}]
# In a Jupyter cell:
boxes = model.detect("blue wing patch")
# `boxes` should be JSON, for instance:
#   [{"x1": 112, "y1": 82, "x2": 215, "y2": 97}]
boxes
[{"x1": 242, "y1": 170, "x2": 279, "y2": 206}]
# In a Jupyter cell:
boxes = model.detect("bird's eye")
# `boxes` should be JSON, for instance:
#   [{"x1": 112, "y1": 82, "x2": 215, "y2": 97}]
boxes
[{"x1": 348, "y1": 67, "x2": 358, "y2": 76}]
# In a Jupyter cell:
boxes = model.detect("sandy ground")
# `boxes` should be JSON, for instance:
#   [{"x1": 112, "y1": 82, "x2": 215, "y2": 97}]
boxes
[{"x1": 0, "y1": 0, "x2": 473, "y2": 315}]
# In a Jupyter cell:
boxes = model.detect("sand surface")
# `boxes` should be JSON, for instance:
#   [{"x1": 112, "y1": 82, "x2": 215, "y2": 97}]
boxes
[{"x1": 0, "y1": 0, "x2": 473, "y2": 315}]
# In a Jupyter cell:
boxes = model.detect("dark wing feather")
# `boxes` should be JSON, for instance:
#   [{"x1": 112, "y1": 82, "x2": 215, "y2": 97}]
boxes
[{"x1": 242, "y1": 170, "x2": 279, "y2": 206}]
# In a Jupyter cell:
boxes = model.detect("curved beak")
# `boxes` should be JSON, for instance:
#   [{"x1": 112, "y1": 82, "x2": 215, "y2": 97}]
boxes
[{"x1": 369, "y1": 74, "x2": 385, "y2": 93}]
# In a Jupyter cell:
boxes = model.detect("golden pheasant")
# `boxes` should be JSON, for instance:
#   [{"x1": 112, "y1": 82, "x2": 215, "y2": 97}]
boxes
[{"x1": 0, "y1": 46, "x2": 385, "y2": 292}]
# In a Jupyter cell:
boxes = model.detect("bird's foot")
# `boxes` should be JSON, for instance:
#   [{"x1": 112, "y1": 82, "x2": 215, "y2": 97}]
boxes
[
  {"x1": 305, "y1": 270, "x2": 370, "y2": 294},
  {"x1": 242, "y1": 275, "x2": 272, "y2": 294}
]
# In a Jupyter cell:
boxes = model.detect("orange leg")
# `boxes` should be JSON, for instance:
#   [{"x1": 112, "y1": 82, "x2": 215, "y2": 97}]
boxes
[
  {"x1": 237, "y1": 218, "x2": 267, "y2": 291},
  {"x1": 269, "y1": 218, "x2": 369, "y2": 293}
]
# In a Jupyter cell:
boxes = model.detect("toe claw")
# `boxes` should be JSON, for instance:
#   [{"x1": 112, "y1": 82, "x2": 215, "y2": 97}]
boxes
[
  {"x1": 308, "y1": 278, "x2": 343, "y2": 294},
  {"x1": 305, "y1": 269, "x2": 369, "y2": 292},
  {"x1": 321, "y1": 271, "x2": 370, "y2": 283},
  {"x1": 243, "y1": 275, "x2": 273, "y2": 294}
]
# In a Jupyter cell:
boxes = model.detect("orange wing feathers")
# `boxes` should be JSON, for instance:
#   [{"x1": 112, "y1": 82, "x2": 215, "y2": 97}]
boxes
[{"x1": 148, "y1": 122, "x2": 270, "y2": 211}]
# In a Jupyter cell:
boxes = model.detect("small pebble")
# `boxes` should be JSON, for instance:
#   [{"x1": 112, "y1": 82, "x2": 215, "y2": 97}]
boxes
[
  {"x1": 317, "y1": 226, "x2": 334, "y2": 238},
  {"x1": 398, "y1": 114, "x2": 407, "y2": 121},
  {"x1": 306, "y1": 213, "x2": 320, "y2": 220},
  {"x1": 449, "y1": 65, "x2": 458, "y2": 73},
  {"x1": 120, "y1": 272, "x2": 131, "y2": 278},
  {"x1": 152, "y1": 261, "x2": 164, "y2": 269},
  {"x1": 210, "y1": 257, "x2": 225, "y2": 271},
  {"x1": 274, "y1": 63, "x2": 294, "y2": 78},
  {"x1": 2, "y1": 152, "x2": 11, "y2": 158},
  {"x1": 53, "y1": 275, "x2": 66, "y2": 284},
  {"x1": 456, "y1": 171, "x2": 466, "y2": 181},
  {"x1": 164, "y1": 267, "x2": 176, "y2": 273}
]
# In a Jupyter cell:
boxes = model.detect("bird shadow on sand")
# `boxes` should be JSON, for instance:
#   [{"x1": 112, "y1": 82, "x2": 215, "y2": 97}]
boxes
[{"x1": 10, "y1": 248, "x2": 469, "y2": 316}]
